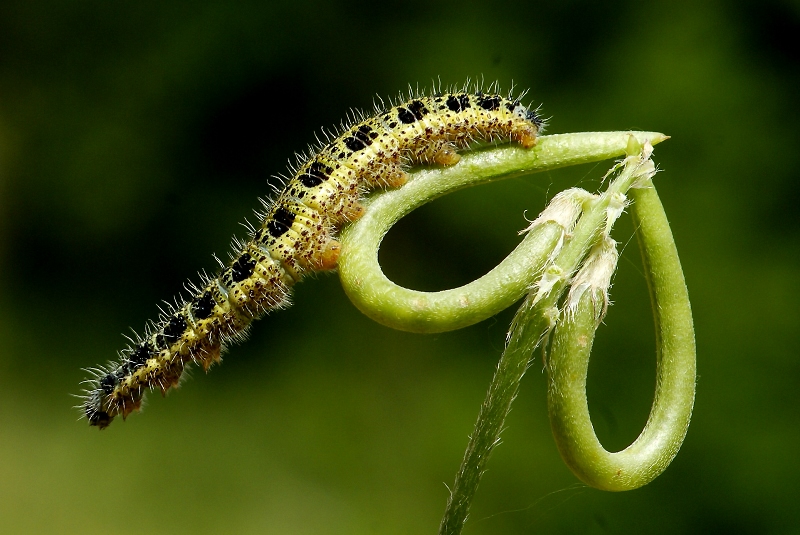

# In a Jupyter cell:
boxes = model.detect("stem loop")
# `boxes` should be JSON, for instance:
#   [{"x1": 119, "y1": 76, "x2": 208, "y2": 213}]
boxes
[{"x1": 546, "y1": 176, "x2": 696, "y2": 491}]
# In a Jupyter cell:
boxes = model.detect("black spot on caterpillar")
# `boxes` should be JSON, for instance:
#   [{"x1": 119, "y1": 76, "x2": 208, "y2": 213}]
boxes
[{"x1": 79, "y1": 82, "x2": 544, "y2": 429}]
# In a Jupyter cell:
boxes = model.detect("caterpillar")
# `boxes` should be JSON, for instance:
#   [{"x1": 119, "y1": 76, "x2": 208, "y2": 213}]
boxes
[{"x1": 79, "y1": 82, "x2": 544, "y2": 429}]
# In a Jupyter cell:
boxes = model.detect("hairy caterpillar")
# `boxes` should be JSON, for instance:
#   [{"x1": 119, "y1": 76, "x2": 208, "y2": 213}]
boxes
[{"x1": 79, "y1": 83, "x2": 543, "y2": 429}]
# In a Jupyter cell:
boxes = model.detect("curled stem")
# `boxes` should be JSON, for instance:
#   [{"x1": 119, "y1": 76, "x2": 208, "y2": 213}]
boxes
[
  {"x1": 339, "y1": 132, "x2": 667, "y2": 333},
  {"x1": 546, "y1": 175, "x2": 696, "y2": 491}
]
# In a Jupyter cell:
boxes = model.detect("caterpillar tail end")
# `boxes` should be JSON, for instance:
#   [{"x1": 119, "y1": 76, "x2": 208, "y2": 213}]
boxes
[
  {"x1": 89, "y1": 411, "x2": 113, "y2": 429},
  {"x1": 84, "y1": 395, "x2": 114, "y2": 430}
]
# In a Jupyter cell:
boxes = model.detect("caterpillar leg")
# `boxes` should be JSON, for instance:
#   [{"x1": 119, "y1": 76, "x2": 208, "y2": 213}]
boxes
[
  {"x1": 317, "y1": 239, "x2": 341, "y2": 270},
  {"x1": 381, "y1": 165, "x2": 409, "y2": 188},
  {"x1": 197, "y1": 342, "x2": 223, "y2": 372},
  {"x1": 431, "y1": 143, "x2": 461, "y2": 166},
  {"x1": 512, "y1": 123, "x2": 539, "y2": 148},
  {"x1": 343, "y1": 200, "x2": 367, "y2": 221}
]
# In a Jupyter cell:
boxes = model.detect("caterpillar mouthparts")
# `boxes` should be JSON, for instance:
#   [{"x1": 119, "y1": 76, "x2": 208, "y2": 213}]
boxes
[{"x1": 79, "y1": 82, "x2": 543, "y2": 429}]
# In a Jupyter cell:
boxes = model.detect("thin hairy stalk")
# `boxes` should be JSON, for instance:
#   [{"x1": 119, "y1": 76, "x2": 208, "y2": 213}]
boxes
[
  {"x1": 546, "y1": 175, "x2": 696, "y2": 491},
  {"x1": 338, "y1": 132, "x2": 667, "y2": 333}
]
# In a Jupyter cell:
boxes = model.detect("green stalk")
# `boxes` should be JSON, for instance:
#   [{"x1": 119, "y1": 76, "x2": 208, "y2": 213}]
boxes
[{"x1": 337, "y1": 132, "x2": 690, "y2": 535}]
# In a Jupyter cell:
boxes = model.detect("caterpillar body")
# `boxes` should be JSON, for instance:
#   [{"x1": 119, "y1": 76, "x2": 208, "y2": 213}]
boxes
[{"x1": 80, "y1": 84, "x2": 543, "y2": 429}]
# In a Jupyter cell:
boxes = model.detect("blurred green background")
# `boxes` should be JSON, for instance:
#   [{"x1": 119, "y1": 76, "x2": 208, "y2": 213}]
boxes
[{"x1": 1, "y1": 0, "x2": 798, "y2": 533}]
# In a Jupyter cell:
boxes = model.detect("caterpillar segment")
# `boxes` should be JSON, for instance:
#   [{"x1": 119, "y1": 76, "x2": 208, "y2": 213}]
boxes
[{"x1": 80, "y1": 86, "x2": 544, "y2": 429}]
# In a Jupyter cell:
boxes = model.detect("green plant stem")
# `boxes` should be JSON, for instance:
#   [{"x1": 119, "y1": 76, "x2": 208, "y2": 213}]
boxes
[
  {"x1": 546, "y1": 176, "x2": 696, "y2": 491},
  {"x1": 437, "y1": 138, "x2": 657, "y2": 535},
  {"x1": 337, "y1": 133, "x2": 691, "y2": 535},
  {"x1": 339, "y1": 132, "x2": 667, "y2": 333}
]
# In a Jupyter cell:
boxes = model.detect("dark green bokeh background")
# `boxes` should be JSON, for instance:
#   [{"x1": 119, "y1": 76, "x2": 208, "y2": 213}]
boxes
[{"x1": 1, "y1": 1, "x2": 798, "y2": 533}]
